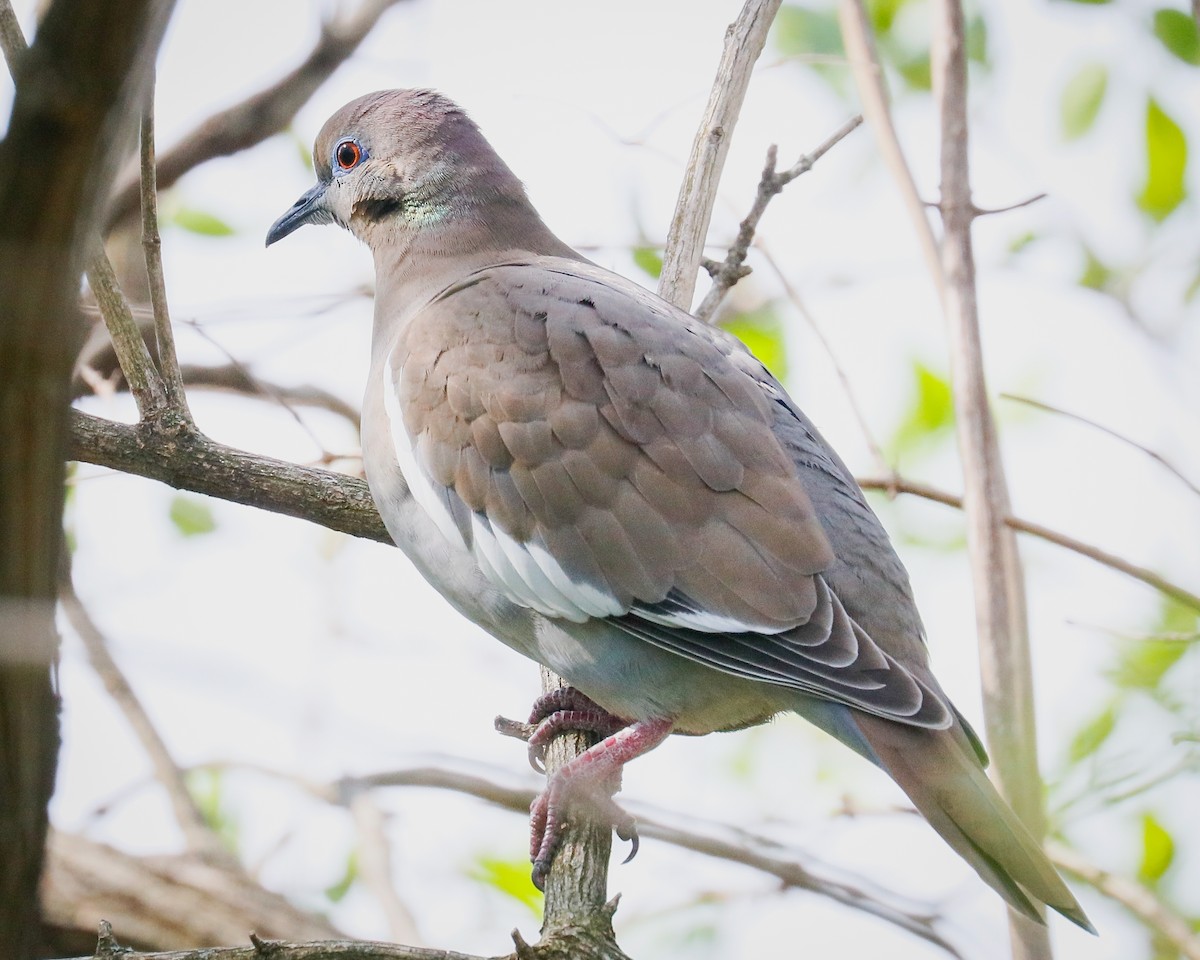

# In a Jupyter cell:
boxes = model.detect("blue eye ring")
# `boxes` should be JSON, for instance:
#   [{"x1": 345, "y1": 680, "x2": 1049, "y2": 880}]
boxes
[{"x1": 333, "y1": 137, "x2": 366, "y2": 175}]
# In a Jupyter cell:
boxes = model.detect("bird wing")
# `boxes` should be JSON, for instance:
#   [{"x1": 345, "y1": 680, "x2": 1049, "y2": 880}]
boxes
[{"x1": 386, "y1": 257, "x2": 949, "y2": 728}]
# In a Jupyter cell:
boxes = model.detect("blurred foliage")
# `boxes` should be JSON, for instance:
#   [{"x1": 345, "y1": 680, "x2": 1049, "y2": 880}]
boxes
[
  {"x1": 1137, "y1": 98, "x2": 1188, "y2": 223},
  {"x1": 632, "y1": 245, "x2": 664, "y2": 280},
  {"x1": 886, "y1": 359, "x2": 954, "y2": 465},
  {"x1": 776, "y1": 0, "x2": 1198, "y2": 336},
  {"x1": 1060, "y1": 63, "x2": 1108, "y2": 141},
  {"x1": 169, "y1": 205, "x2": 237, "y2": 237},
  {"x1": 169, "y1": 494, "x2": 217, "y2": 537},
  {"x1": 324, "y1": 850, "x2": 359, "y2": 903},
  {"x1": 186, "y1": 768, "x2": 240, "y2": 853},
  {"x1": 719, "y1": 303, "x2": 789, "y2": 381},
  {"x1": 467, "y1": 854, "x2": 543, "y2": 915}
]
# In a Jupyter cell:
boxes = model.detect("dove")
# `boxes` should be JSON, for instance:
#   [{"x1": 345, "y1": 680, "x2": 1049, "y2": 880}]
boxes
[{"x1": 267, "y1": 88, "x2": 1092, "y2": 931}]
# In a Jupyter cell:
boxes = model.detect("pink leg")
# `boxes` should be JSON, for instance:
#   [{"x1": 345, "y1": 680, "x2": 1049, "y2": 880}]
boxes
[{"x1": 530, "y1": 716, "x2": 673, "y2": 890}]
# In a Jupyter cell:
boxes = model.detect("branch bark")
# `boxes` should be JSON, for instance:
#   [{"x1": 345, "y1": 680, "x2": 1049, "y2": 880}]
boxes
[
  {"x1": 931, "y1": 1, "x2": 1048, "y2": 956},
  {"x1": 658, "y1": 0, "x2": 782, "y2": 309},
  {"x1": 0, "y1": 1, "x2": 175, "y2": 955}
]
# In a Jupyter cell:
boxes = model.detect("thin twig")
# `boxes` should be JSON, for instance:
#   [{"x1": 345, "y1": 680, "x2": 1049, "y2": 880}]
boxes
[
  {"x1": 66, "y1": 409, "x2": 1200, "y2": 612},
  {"x1": 103, "y1": 0, "x2": 410, "y2": 232},
  {"x1": 1, "y1": 0, "x2": 171, "y2": 422},
  {"x1": 201, "y1": 759, "x2": 962, "y2": 956},
  {"x1": 139, "y1": 74, "x2": 192, "y2": 422},
  {"x1": 1049, "y1": 842, "x2": 1200, "y2": 960},
  {"x1": 58, "y1": 560, "x2": 229, "y2": 862},
  {"x1": 86, "y1": 248, "x2": 168, "y2": 418},
  {"x1": 695, "y1": 114, "x2": 862, "y2": 322},
  {"x1": 857, "y1": 474, "x2": 1200, "y2": 613},
  {"x1": 1002, "y1": 393, "x2": 1200, "y2": 499},
  {"x1": 658, "y1": 0, "x2": 783, "y2": 310},
  {"x1": 972, "y1": 193, "x2": 1047, "y2": 217},
  {"x1": 757, "y1": 244, "x2": 892, "y2": 475},
  {"x1": 838, "y1": 0, "x2": 943, "y2": 292},
  {"x1": 349, "y1": 793, "x2": 421, "y2": 944}
]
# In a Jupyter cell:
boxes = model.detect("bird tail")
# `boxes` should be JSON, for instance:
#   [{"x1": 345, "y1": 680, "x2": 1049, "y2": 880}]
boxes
[{"x1": 852, "y1": 711, "x2": 1094, "y2": 933}]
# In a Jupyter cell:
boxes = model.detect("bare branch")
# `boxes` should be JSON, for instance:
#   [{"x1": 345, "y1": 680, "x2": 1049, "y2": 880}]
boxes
[
  {"x1": 837, "y1": 0, "x2": 943, "y2": 291},
  {"x1": 695, "y1": 115, "x2": 862, "y2": 322},
  {"x1": 85, "y1": 250, "x2": 168, "y2": 417},
  {"x1": 857, "y1": 474, "x2": 1200, "y2": 614},
  {"x1": 1002, "y1": 393, "x2": 1200, "y2": 499},
  {"x1": 757, "y1": 245, "x2": 892, "y2": 475},
  {"x1": 348, "y1": 794, "x2": 421, "y2": 944},
  {"x1": 68, "y1": 411, "x2": 389, "y2": 544},
  {"x1": 103, "y1": 0, "x2": 410, "y2": 232},
  {"x1": 658, "y1": 0, "x2": 782, "y2": 310},
  {"x1": 57, "y1": 569, "x2": 226, "y2": 862},
  {"x1": 972, "y1": 193, "x2": 1047, "y2": 217},
  {"x1": 140, "y1": 76, "x2": 192, "y2": 422},
  {"x1": 203, "y1": 758, "x2": 963, "y2": 957},
  {"x1": 932, "y1": 1, "x2": 1049, "y2": 953},
  {"x1": 1049, "y1": 842, "x2": 1200, "y2": 960}
]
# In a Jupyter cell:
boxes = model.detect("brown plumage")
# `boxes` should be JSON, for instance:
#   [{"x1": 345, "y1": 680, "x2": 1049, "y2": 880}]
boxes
[{"x1": 266, "y1": 88, "x2": 1093, "y2": 932}]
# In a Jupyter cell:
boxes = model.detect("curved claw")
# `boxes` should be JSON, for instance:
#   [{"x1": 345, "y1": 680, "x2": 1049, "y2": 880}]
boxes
[
  {"x1": 531, "y1": 858, "x2": 550, "y2": 892},
  {"x1": 527, "y1": 743, "x2": 546, "y2": 774},
  {"x1": 620, "y1": 829, "x2": 640, "y2": 865}
]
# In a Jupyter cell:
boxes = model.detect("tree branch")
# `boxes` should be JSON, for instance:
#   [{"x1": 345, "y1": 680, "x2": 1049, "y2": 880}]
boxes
[
  {"x1": 140, "y1": 75, "x2": 192, "y2": 422},
  {"x1": 0, "y1": 0, "x2": 176, "y2": 954},
  {"x1": 694, "y1": 115, "x2": 862, "y2": 323},
  {"x1": 68, "y1": 411, "x2": 389, "y2": 543},
  {"x1": 837, "y1": 0, "x2": 943, "y2": 291},
  {"x1": 658, "y1": 0, "x2": 782, "y2": 309},
  {"x1": 931, "y1": 1, "x2": 1049, "y2": 956},
  {"x1": 103, "y1": 0, "x2": 410, "y2": 232},
  {"x1": 1049, "y1": 842, "x2": 1200, "y2": 960}
]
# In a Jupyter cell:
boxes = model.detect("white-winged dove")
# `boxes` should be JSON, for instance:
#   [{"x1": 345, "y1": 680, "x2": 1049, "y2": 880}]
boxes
[{"x1": 267, "y1": 89, "x2": 1092, "y2": 931}]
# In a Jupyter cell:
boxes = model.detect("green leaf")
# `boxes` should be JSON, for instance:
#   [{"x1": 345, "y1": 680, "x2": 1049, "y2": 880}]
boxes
[
  {"x1": 720, "y1": 305, "x2": 788, "y2": 380},
  {"x1": 1137, "y1": 99, "x2": 1188, "y2": 221},
  {"x1": 1138, "y1": 813, "x2": 1175, "y2": 884},
  {"x1": 467, "y1": 855, "x2": 543, "y2": 915},
  {"x1": 1111, "y1": 639, "x2": 1188, "y2": 690},
  {"x1": 632, "y1": 246, "x2": 663, "y2": 279},
  {"x1": 1007, "y1": 230, "x2": 1039, "y2": 255},
  {"x1": 867, "y1": 0, "x2": 908, "y2": 34},
  {"x1": 894, "y1": 52, "x2": 932, "y2": 91},
  {"x1": 965, "y1": 14, "x2": 989, "y2": 65},
  {"x1": 1079, "y1": 248, "x2": 1113, "y2": 291},
  {"x1": 171, "y1": 206, "x2": 236, "y2": 237},
  {"x1": 1153, "y1": 8, "x2": 1200, "y2": 65},
  {"x1": 1060, "y1": 63, "x2": 1108, "y2": 140},
  {"x1": 325, "y1": 851, "x2": 359, "y2": 903},
  {"x1": 1068, "y1": 703, "x2": 1117, "y2": 763},
  {"x1": 185, "y1": 768, "x2": 239, "y2": 851},
  {"x1": 774, "y1": 6, "x2": 844, "y2": 57},
  {"x1": 169, "y1": 495, "x2": 217, "y2": 537},
  {"x1": 888, "y1": 360, "x2": 955, "y2": 460}
]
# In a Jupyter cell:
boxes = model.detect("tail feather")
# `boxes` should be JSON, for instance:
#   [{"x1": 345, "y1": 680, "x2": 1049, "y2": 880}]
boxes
[{"x1": 853, "y1": 712, "x2": 1094, "y2": 933}]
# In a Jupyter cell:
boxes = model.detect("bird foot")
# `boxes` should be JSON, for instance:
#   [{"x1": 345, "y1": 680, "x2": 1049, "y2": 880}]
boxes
[{"x1": 524, "y1": 713, "x2": 673, "y2": 890}]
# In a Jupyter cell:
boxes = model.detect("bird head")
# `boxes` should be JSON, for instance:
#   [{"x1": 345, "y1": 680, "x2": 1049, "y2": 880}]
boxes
[{"x1": 265, "y1": 88, "x2": 532, "y2": 249}]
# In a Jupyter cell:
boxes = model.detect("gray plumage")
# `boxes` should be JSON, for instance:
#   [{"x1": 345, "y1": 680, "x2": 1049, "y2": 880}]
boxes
[{"x1": 267, "y1": 88, "x2": 1092, "y2": 932}]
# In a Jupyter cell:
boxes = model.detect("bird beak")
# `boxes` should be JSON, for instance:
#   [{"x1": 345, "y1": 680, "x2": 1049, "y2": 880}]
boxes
[{"x1": 265, "y1": 181, "x2": 331, "y2": 247}]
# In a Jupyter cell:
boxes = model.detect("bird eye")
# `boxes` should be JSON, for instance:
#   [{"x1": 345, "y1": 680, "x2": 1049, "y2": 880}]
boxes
[{"x1": 334, "y1": 138, "x2": 364, "y2": 172}]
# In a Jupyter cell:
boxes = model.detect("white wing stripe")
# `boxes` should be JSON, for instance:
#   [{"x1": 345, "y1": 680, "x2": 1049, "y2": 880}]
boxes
[{"x1": 383, "y1": 358, "x2": 466, "y2": 547}]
